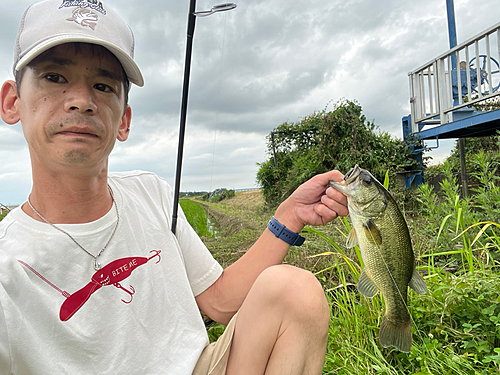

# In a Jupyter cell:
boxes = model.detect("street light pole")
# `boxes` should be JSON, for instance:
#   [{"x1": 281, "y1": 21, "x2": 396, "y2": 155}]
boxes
[
  {"x1": 171, "y1": 1, "x2": 237, "y2": 235},
  {"x1": 171, "y1": 0, "x2": 197, "y2": 235}
]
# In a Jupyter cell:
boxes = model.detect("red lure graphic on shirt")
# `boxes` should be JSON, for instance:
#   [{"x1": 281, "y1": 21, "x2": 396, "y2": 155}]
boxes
[{"x1": 18, "y1": 250, "x2": 161, "y2": 321}]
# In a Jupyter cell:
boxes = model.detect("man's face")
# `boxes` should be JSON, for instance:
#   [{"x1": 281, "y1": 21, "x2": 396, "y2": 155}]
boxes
[{"x1": 14, "y1": 43, "x2": 131, "y2": 174}]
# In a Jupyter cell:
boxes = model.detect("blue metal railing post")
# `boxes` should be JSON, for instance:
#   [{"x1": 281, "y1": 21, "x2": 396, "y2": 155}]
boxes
[
  {"x1": 446, "y1": 0, "x2": 458, "y2": 61},
  {"x1": 446, "y1": 0, "x2": 469, "y2": 197},
  {"x1": 446, "y1": 0, "x2": 458, "y2": 106}
]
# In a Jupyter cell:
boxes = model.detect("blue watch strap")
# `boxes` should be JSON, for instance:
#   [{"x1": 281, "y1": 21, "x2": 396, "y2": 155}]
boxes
[{"x1": 267, "y1": 216, "x2": 305, "y2": 246}]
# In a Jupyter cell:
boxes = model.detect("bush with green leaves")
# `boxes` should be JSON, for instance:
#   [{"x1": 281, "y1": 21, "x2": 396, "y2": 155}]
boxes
[
  {"x1": 425, "y1": 132, "x2": 500, "y2": 185},
  {"x1": 256, "y1": 99, "x2": 421, "y2": 206}
]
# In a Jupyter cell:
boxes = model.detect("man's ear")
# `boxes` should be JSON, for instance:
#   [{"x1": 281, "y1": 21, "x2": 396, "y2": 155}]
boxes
[
  {"x1": 1, "y1": 80, "x2": 20, "y2": 125},
  {"x1": 117, "y1": 105, "x2": 132, "y2": 142}
]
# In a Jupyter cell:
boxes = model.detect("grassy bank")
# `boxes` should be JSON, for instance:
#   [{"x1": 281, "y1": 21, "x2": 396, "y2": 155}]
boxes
[
  {"x1": 187, "y1": 181, "x2": 500, "y2": 374},
  {"x1": 179, "y1": 199, "x2": 216, "y2": 239}
]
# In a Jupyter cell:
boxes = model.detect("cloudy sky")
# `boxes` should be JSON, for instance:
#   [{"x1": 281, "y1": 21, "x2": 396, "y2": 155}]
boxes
[{"x1": 1, "y1": 0, "x2": 499, "y2": 205}]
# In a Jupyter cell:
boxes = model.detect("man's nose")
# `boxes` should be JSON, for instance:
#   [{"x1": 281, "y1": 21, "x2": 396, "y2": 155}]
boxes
[{"x1": 63, "y1": 83, "x2": 98, "y2": 114}]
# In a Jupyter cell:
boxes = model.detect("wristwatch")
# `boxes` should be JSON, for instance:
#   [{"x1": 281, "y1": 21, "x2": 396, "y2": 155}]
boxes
[{"x1": 267, "y1": 216, "x2": 305, "y2": 246}]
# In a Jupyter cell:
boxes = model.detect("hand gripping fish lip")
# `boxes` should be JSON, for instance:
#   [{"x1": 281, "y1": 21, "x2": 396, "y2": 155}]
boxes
[{"x1": 328, "y1": 165, "x2": 361, "y2": 196}]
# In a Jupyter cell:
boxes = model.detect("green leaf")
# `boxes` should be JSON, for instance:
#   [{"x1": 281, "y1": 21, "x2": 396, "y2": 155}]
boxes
[{"x1": 383, "y1": 170, "x2": 390, "y2": 189}]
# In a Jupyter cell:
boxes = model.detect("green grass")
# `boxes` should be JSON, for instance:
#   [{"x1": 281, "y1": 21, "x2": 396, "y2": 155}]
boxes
[
  {"x1": 315, "y1": 163, "x2": 500, "y2": 374},
  {"x1": 321, "y1": 260, "x2": 500, "y2": 374},
  {"x1": 179, "y1": 199, "x2": 216, "y2": 239},
  {"x1": 188, "y1": 174, "x2": 500, "y2": 374},
  {"x1": 312, "y1": 163, "x2": 500, "y2": 374}
]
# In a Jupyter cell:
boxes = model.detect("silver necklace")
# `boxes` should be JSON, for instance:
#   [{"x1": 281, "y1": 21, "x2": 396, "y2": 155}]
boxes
[{"x1": 27, "y1": 185, "x2": 119, "y2": 271}]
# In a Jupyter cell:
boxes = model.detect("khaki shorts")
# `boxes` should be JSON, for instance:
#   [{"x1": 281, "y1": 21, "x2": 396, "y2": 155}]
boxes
[{"x1": 192, "y1": 312, "x2": 238, "y2": 375}]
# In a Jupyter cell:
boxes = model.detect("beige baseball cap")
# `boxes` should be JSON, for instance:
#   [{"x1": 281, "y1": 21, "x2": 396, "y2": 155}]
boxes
[{"x1": 13, "y1": 0, "x2": 144, "y2": 87}]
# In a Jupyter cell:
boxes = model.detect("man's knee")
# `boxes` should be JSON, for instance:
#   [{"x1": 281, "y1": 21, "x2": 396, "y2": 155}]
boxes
[{"x1": 254, "y1": 265, "x2": 329, "y2": 326}]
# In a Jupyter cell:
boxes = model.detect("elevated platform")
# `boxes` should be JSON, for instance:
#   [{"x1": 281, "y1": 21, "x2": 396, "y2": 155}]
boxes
[
  {"x1": 406, "y1": 22, "x2": 500, "y2": 144},
  {"x1": 416, "y1": 108, "x2": 500, "y2": 140}
]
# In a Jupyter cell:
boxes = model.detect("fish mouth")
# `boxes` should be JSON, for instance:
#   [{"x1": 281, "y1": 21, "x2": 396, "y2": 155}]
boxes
[
  {"x1": 328, "y1": 165, "x2": 362, "y2": 195},
  {"x1": 344, "y1": 165, "x2": 361, "y2": 184}
]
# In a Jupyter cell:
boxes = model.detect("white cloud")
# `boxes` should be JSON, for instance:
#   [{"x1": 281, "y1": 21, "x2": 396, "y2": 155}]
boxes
[{"x1": 1, "y1": 0, "x2": 499, "y2": 203}]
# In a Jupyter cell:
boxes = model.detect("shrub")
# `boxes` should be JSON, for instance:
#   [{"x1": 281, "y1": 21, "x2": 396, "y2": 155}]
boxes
[{"x1": 256, "y1": 99, "x2": 420, "y2": 206}]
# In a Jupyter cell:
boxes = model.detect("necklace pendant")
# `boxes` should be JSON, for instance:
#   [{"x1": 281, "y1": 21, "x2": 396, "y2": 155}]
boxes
[{"x1": 28, "y1": 184, "x2": 118, "y2": 273}]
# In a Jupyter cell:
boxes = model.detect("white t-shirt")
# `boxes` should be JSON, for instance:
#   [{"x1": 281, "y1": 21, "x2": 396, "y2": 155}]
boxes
[{"x1": 0, "y1": 171, "x2": 223, "y2": 374}]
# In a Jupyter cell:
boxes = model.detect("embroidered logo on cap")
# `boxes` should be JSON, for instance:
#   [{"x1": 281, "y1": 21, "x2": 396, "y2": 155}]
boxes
[
  {"x1": 66, "y1": 7, "x2": 99, "y2": 30},
  {"x1": 59, "y1": 0, "x2": 107, "y2": 16}
]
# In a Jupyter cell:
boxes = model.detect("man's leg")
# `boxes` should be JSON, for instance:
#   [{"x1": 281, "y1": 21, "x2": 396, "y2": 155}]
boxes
[{"x1": 225, "y1": 264, "x2": 330, "y2": 375}]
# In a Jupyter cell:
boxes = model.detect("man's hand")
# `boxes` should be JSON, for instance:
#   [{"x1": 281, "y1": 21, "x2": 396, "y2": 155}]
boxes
[{"x1": 274, "y1": 170, "x2": 349, "y2": 233}]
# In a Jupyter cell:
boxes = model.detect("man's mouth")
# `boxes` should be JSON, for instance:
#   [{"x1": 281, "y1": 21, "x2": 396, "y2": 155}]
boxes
[
  {"x1": 56, "y1": 127, "x2": 99, "y2": 138},
  {"x1": 58, "y1": 131, "x2": 98, "y2": 137}
]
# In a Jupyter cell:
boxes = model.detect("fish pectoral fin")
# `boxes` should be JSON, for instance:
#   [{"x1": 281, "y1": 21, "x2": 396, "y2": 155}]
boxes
[
  {"x1": 346, "y1": 228, "x2": 358, "y2": 248},
  {"x1": 363, "y1": 219, "x2": 382, "y2": 246},
  {"x1": 408, "y1": 268, "x2": 427, "y2": 294},
  {"x1": 357, "y1": 270, "x2": 378, "y2": 298}
]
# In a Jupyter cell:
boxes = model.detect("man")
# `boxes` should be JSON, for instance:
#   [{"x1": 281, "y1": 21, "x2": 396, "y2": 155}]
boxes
[{"x1": 0, "y1": 1, "x2": 348, "y2": 374}]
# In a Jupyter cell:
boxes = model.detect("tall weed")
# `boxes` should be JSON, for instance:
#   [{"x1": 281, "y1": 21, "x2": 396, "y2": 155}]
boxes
[
  {"x1": 308, "y1": 163, "x2": 500, "y2": 374},
  {"x1": 470, "y1": 150, "x2": 500, "y2": 222}
]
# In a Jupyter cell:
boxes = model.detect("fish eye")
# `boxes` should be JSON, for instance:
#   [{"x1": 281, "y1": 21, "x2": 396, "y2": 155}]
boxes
[{"x1": 362, "y1": 176, "x2": 372, "y2": 185}]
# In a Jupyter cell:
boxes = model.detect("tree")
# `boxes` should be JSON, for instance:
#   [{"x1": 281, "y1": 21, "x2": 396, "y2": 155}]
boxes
[{"x1": 256, "y1": 99, "x2": 419, "y2": 206}]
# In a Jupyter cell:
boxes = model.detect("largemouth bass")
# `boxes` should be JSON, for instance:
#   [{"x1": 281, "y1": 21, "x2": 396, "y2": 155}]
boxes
[{"x1": 329, "y1": 165, "x2": 427, "y2": 352}]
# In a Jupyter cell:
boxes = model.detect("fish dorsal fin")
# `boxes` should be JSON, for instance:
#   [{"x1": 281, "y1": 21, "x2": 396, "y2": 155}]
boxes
[
  {"x1": 363, "y1": 219, "x2": 382, "y2": 246},
  {"x1": 408, "y1": 268, "x2": 427, "y2": 294},
  {"x1": 346, "y1": 228, "x2": 358, "y2": 248},
  {"x1": 357, "y1": 270, "x2": 378, "y2": 298}
]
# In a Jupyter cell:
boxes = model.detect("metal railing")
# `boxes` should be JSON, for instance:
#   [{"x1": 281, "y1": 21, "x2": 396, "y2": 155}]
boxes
[{"x1": 409, "y1": 22, "x2": 500, "y2": 133}]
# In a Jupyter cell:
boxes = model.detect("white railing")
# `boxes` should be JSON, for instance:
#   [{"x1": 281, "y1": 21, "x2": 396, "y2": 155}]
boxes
[{"x1": 409, "y1": 22, "x2": 500, "y2": 133}]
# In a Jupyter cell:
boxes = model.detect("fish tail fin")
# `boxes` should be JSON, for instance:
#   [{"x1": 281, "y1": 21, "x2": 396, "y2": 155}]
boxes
[{"x1": 379, "y1": 316, "x2": 412, "y2": 353}]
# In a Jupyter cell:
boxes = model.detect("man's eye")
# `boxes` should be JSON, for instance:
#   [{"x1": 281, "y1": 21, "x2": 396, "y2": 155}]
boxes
[
  {"x1": 45, "y1": 73, "x2": 65, "y2": 83},
  {"x1": 94, "y1": 83, "x2": 113, "y2": 92}
]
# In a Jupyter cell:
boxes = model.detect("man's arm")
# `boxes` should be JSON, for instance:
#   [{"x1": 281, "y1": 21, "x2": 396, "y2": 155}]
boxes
[{"x1": 195, "y1": 170, "x2": 348, "y2": 325}]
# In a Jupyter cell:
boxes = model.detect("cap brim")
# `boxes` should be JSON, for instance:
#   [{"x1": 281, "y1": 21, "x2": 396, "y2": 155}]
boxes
[{"x1": 15, "y1": 35, "x2": 144, "y2": 87}]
